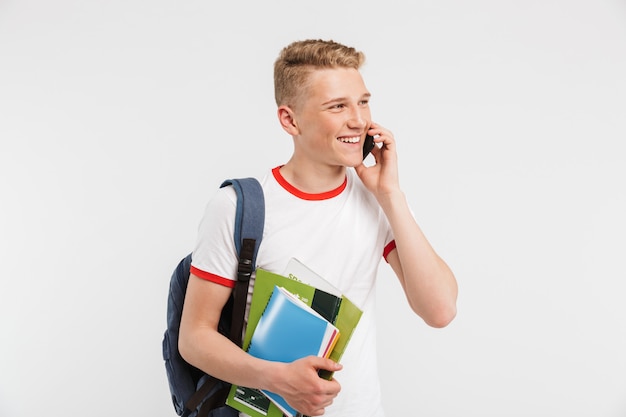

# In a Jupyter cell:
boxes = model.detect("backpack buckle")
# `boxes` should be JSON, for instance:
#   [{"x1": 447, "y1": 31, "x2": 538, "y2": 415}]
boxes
[{"x1": 237, "y1": 258, "x2": 253, "y2": 282}]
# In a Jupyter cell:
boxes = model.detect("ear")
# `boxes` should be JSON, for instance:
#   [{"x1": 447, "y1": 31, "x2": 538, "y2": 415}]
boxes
[{"x1": 277, "y1": 105, "x2": 299, "y2": 135}]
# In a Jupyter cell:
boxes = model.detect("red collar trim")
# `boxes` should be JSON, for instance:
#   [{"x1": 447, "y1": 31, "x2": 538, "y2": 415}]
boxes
[{"x1": 272, "y1": 166, "x2": 347, "y2": 201}]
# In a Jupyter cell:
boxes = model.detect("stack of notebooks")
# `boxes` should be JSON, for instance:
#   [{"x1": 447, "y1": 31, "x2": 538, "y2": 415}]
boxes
[{"x1": 225, "y1": 258, "x2": 363, "y2": 417}]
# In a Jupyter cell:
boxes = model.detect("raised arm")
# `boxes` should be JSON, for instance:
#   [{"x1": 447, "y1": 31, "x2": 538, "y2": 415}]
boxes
[{"x1": 355, "y1": 123, "x2": 458, "y2": 328}]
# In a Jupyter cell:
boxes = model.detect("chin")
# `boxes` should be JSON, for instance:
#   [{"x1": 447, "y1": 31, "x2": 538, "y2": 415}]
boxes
[
  {"x1": 338, "y1": 159, "x2": 358, "y2": 168},
  {"x1": 349, "y1": 155, "x2": 367, "y2": 167}
]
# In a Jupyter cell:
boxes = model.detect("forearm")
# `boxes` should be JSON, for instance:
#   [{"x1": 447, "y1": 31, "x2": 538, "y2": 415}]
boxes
[
  {"x1": 179, "y1": 323, "x2": 342, "y2": 416},
  {"x1": 179, "y1": 323, "x2": 279, "y2": 389},
  {"x1": 379, "y1": 190, "x2": 458, "y2": 327}
]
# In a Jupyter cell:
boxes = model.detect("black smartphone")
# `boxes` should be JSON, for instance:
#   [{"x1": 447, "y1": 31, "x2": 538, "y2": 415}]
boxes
[{"x1": 362, "y1": 134, "x2": 375, "y2": 160}]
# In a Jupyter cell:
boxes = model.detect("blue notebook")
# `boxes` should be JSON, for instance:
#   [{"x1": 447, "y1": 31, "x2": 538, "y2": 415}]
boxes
[{"x1": 247, "y1": 285, "x2": 340, "y2": 417}]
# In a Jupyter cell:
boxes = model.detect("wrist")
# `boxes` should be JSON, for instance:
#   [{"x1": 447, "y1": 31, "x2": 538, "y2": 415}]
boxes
[
  {"x1": 261, "y1": 360, "x2": 288, "y2": 393},
  {"x1": 377, "y1": 189, "x2": 406, "y2": 212}
]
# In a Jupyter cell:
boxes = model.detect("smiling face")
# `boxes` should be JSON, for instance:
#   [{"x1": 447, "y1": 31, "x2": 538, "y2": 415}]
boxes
[{"x1": 281, "y1": 67, "x2": 372, "y2": 170}]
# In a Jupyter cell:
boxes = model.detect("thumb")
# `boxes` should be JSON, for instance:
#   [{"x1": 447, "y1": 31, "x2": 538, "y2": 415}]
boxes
[{"x1": 309, "y1": 356, "x2": 343, "y2": 372}]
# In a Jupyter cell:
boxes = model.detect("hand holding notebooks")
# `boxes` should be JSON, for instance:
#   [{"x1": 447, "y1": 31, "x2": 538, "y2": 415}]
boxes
[
  {"x1": 227, "y1": 263, "x2": 363, "y2": 417},
  {"x1": 246, "y1": 285, "x2": 340, "y2": 417}
]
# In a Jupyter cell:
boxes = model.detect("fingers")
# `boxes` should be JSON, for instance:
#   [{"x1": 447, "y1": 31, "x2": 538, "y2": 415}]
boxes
[
  {"x1": 281, "y1": 357, "x2": 342, "y2": 416},
  {"x1": 367, "y1": 122, "x2": 394, "y2": 144},
  {"x1": 356, "y1": 122, "x2": 401, "y2": 196},
  {"x1": 310, "y1": 356, "x2": 343, "y2": 373},
  {"x1": 298, "y1": 378, "x2": 341, "y2": 416},
  {"x1": 367, "y1": 123, "x2": 395, "y2": 160}
]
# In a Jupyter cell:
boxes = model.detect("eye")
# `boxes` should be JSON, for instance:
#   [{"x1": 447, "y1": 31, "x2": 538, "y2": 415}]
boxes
[{"x1": 327, "y1": 103, "x2": 346, "y2": 112}]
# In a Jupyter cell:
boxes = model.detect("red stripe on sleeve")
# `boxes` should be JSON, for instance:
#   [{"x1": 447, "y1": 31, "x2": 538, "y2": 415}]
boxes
[
  {"x1": 190, "y1": 265, "x2": 236, "y2": 288},
  {"x1": 382, "y1": 240, "x2": 397, "y2": 263}
]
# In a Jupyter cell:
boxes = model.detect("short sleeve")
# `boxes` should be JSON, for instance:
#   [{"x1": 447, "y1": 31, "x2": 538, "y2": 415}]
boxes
[{"x1": 190, "y1": 185, "x2": 239, "y2": 286}]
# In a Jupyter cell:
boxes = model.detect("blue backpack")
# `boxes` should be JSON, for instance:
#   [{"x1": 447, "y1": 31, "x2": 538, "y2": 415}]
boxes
[{"x1": 163, "y1": 178, "x2": 265, "y2": 417}]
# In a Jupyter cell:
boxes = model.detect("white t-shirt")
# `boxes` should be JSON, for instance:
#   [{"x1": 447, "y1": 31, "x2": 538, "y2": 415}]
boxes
[{"x1": 191, "y1": 166, "x2": 394, "y2": 417}]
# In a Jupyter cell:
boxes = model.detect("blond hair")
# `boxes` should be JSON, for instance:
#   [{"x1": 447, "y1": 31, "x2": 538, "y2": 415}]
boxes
[{"x1": 273, "y1": 39, "x2": 366, "y2": 107}]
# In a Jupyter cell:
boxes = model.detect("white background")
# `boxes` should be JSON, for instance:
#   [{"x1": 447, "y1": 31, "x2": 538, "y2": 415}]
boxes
[{"x1": 1, "y1": 1, "x2": 625, "y2": 416}]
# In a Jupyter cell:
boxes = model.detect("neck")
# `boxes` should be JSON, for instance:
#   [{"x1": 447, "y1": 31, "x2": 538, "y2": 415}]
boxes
[{"x1": 279, "y1": 159, "x2": 347, "y2": 194}]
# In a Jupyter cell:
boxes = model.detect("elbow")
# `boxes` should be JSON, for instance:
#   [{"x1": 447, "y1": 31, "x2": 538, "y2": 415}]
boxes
[
  {"x1": 178, "y1": 335, "x2": 190, "y2": 364},
  {"x1": 417, "y1": 274, "x2": 458, "y2": 328},
  {"x1": 413, "y1": 301, "x2": 457, "y2": 329},
  {"x1": 425, "y1": 305, "x2": 457, "y2": 328},
  {"x1": 177, "y1": 327, "x2": 194, "y2": 365}
]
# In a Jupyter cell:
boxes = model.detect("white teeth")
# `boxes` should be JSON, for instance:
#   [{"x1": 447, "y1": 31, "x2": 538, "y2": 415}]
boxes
[{"x1": 338, "y1": 136, "x2": 360, "y2": 143}]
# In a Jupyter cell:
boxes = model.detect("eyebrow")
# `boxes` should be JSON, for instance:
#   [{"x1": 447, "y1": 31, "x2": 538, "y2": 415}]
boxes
[{"x1": 321, "y1": 93, "x2": 371, "y2": 106}]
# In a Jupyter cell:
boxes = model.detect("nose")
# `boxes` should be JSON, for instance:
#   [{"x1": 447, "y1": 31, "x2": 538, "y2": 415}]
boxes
[{"x1": 347, "y1": 107, "x2": 368, "y2": 129}]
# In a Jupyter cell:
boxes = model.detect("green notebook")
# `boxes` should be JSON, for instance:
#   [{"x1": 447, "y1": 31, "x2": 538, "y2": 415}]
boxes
[{"x1": 226, "y1": 261, "x2": 363, "y2": 417}]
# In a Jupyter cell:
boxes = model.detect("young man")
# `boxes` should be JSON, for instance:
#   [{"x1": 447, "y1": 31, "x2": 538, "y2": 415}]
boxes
[{"x1": 179, "y1": 39, "x2": 458, "y2": 417}]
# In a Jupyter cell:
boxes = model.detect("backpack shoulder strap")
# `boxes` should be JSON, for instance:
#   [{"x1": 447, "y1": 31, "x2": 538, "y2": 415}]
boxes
[
  {"x1": 185, "y1": 178, "x2": 265, "y2": 416},
  {"x1": 219, "y1": 177, "x2": 265, "y2": 346},
  {"x1": 220, "y1": 177, "x2": 265, "y2": 271}
]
